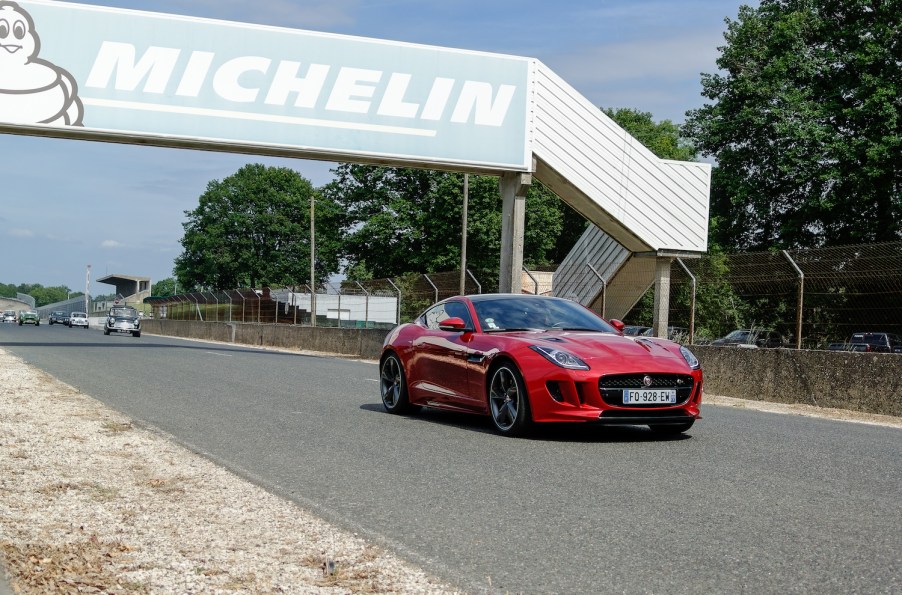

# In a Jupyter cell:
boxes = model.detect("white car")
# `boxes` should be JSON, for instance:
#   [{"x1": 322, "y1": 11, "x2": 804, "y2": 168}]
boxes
[
  {"x1": 2, "y1": 310, "x2": 16, "y2": 323},
  {"x1": 68, "y1": 311, "x2": 89, "y2": 328}
]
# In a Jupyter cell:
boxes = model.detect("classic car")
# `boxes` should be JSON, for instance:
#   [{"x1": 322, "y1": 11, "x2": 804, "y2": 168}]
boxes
[
  {"x1": 18, "y1": 310, "x2": 40, "y2": 326},
  {"x1": 379, "y1": 294, "x2": 703, "y2": 437},
  {"x1": 2, "y1": 310, "x2": 16, "y2": 323},
  {"x1": 103, "y1": 306, "x2": 141, "y2": 337},
  {"x1": 68, "y1": 311, "x2": 89, "y2": 328},
  {"x1": 49, "y1": 311, "x2": 69, "y2": 325}
]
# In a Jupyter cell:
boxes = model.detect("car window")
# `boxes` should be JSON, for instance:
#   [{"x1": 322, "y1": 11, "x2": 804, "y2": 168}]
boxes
[
  {"x1": 473, "y1": 297, "x2": 614, "y2": 333},
  {"x1": 421, "y1": 301, "x2": 473, "y2": 330}
]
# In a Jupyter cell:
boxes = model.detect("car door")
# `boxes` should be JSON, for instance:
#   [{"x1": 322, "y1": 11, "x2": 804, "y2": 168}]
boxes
[{"x1": 408, "y1": 300, "x2": 475, "y2": 407}]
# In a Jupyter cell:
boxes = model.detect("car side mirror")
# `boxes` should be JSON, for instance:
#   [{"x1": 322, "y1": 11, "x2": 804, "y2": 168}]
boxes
[
  {"x1": 439, "y1": 317, "x2": 469, "y2": 332},
  {"x1": 609, "y1": 319, "x2": 625, "y2": 332}
]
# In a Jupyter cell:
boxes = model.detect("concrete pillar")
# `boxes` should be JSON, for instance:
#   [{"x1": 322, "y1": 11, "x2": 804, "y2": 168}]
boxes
[
  {"x1": 499, "y1": 171, "x2": 531, "y2": 293},
  {"x1": 652, "y1": 257, "x2": 672, "y2": 338}
]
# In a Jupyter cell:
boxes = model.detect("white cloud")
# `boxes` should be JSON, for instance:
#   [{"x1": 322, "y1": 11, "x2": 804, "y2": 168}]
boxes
[
  {"x1": 9, "y1": 228, "x2": 34, "y2": 238},
  {"x1": 101, "y1": 240, "x2": 123, "y2": 248}
]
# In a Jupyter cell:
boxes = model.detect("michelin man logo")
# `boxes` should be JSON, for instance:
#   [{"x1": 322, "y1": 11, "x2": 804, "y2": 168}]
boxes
[{"x1": 0, "y1": 1, "x2": 83, "y2": 125}]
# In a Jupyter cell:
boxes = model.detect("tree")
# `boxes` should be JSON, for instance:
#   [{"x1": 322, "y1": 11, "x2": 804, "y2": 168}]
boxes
[
  {"x1": 151, "y1": 277, "x2": 177, "y2": 296},
  {"x1": 174, "y1": 164, "x2": 342, "y2": 290},
  {"x1": 684, "y1": 0, "x2": 901, "y2": 250},
  {"x1": 604, "y1": 108, "x2": 697, "y2": 162},
  {"x1": 323, "y1": 165, "x2": 565, "y2": 279}
]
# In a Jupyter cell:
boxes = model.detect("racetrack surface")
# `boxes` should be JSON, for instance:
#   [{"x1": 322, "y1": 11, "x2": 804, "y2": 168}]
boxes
[{"x1": 2, "y1": 323, "x2": 900, "y2": 594}]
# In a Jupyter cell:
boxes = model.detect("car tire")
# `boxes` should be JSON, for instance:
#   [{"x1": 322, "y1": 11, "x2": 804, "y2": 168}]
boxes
[
  {"x1": 35, "y1": 322, "x2": 39, "y2": 326},
  {"x1": 487, "y1": 362, "x2": 532, "y2": 437},
  {"x1": 649, "y1": 420, "x2": 694, "y2": 435},
  {"x1": 103, "y1": 328, "x2": 110, "y2": 335},
  {"x1": 133, "y1": 331, "x2": 141, "y2": 337},
  {"x1": 380, "y1": 353, "x2": 413, "y2": 414}
]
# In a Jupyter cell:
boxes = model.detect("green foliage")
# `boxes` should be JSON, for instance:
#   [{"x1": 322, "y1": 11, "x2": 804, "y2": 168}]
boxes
[
  {"x1": 684, "y1": 0, "x2": 901, "y2": 250},
  {"x1": 0, "y1": 283, "x2": 78, "y2": 307},
  {"x1": 174, "y1": 164, "x2": 342, "y2": 290},
  {"x1": 603, "y1": 108, "x2": 697, "y2": 162},
  {"x1": 323, "y1": 165, "x2": 566, "y2": 280},
  {"x1": 151, "y1": 277, "x2": 177, "y2": 296}
]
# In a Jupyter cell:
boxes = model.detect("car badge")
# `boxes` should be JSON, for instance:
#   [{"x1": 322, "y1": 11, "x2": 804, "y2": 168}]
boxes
[{"x1": 643, "y1": 375, "x2": 652, "y2": 387}]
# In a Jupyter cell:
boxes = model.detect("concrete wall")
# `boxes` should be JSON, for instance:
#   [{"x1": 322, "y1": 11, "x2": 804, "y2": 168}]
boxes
[
  {"x1": 141, "y1": 320, "x2": 386, "y2": 362},
  {"x1": 693, "y1": 346, "x2": 902, "y2": 417},
  {"x1": 143, "y1": 321, "x2": 902, "y2": 417}
]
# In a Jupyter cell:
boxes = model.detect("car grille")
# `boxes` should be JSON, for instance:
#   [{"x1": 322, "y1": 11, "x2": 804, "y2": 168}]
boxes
[{"x1": 598, "y1": 373, "x2": 695, "y2": 407}]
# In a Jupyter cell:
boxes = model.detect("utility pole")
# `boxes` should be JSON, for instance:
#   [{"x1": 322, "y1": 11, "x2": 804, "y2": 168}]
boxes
[
  {"x1": 310, "y1": 195, "x2": 316, "y2": 327},
  {"x1": 85, "y1": 264, "x2": 91, "y2": 313}
]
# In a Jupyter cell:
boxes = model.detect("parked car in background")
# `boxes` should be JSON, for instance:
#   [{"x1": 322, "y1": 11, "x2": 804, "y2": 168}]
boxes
[
  {"x1": 68, "y1": 311, "x2": 89, "y2": 329},
  {"x1": 3, "y1": 310, "x2": 16, "y2": 323},
  {"x1": 828, "y1": 332, "x2": 902, "y2": 353},
  {"x1": 642, "y1": 326, "x2": 690, "y2": 343},
  {"x1": 18, "y1": 310, "x2": 40, "y2": 326},
  {"x1": 711, "y1": 329, "x2": 785, "y2": 348},
  {"x1": 622, "y1": 325, "x2": 652, "y2": 336},
  {"x1": 104, "y1": 306, "x2": 141, "y2": 337},
  {"x1": 49, "y1": 311, "x2": 69, "y2": 325}
]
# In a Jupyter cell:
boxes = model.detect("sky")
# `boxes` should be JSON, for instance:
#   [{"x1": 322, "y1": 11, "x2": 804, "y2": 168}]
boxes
[{"x1": 0, "y1": 0, "x2": 756, "y2": 293}]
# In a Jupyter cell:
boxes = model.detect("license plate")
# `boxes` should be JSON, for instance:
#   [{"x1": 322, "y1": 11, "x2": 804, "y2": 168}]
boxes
[{"x1": 623, "y1": 389, "x2": 677, "y2": 404}]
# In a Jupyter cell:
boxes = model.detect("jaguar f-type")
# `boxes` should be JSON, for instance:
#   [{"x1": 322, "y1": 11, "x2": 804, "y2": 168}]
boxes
[{"x1": 379, "y1": 294, "x2": 702, "y2": 436}]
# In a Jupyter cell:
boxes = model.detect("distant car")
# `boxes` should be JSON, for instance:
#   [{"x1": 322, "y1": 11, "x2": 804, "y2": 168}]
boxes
[
  {"x1": 622, "y1": 325, "x2": 651, "y2": 336},
  {"x1": 828, "y1": 332, "x2": 902, "y2": 354},
  {"x1": 2, "y1": 310, "x2": 16, "y2": 323},
  {"x1": 18, "y1": 310, "x2": 40, "y2": 326},
  {"x1": 49, "y1": 311, "x2": 69, "y2": 325},
  {"x1": 711, "y1": 329, "x2": 785, "y2": 348},
  {"x1": 68, "y1": 311, "x2": 89, "y2": 329},
  {"x1": 104, "y1": 306, "x2": 141, "y2": 337},
  {"x1": 379, "y1": 294, "x2": 703, "y2": 436},
  {"x1": 642, "y1": 326, "x2": 690, "y2": 342}
]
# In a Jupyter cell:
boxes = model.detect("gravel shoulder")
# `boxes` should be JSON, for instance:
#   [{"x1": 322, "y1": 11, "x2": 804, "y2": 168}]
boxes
[
  {"x1": 1, "y1": 345, "x2": 899, "y2": 593},
  {"x1": 0, "y1": 347, "x2": 458, "y2": 594}
]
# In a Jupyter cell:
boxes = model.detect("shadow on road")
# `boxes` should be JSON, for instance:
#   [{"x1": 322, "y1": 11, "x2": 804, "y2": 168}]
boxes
[{"x1": 358, "y1": 402, "x2": 693, "y2": 443}]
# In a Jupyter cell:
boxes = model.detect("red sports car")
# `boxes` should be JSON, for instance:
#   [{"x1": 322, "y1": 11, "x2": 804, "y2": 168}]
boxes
[{"x1": 379, "y1": 294, "x2": 702, "y2": 436}]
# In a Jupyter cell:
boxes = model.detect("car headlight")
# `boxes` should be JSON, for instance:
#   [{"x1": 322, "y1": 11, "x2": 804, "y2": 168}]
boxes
[
  {"x1": 530, "y1": 345, "x2": 590, "y2": 370},
  {"x1": 680, "y1": 345, "x2": 701, "y2": 370}
]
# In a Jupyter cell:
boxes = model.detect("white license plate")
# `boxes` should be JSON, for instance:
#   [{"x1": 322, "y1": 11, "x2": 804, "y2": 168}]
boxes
[{"x1": 623, "y1": 389, "x2": 677, "y2": 404}]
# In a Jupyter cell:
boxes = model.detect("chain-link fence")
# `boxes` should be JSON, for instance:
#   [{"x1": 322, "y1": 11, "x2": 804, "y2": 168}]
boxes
[
  {"x1": 627, "y1": 241, "x2": 902, "y2": 349},
  {"x1": 145, "y1": 241, "x2": 902, "y2": 350}
]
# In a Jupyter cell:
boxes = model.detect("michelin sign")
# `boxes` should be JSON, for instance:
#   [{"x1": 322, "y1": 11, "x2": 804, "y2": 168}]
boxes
[{"x1": 1, "y1": 0, "x2": 533, "y2": 170}]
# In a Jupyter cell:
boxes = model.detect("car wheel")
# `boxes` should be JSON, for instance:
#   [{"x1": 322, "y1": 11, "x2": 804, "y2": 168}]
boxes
[
  {"x1": 133, "y1": 331, "x2": 141, "y2": 337},
  {"x1": 488, "y1": 363, "x2": 532, "y2": 436},
  {"x1": 103, "y1": 328, "x2": 110, "y2": 335},
  {"x1": 380, "y1": 353, "x2": 413, "y2": 414},
  {"x1": 649, "y1": 420, "x2": 694, "y2": 435}
]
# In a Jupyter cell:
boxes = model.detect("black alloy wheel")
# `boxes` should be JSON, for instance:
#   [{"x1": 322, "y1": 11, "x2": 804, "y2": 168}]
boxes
[
  {"x1": 380, "y1": 353, "x2": 413, "y2": 414},
  {"x1": 488, "y1": 363, "x2": 532, "y2": 436}
]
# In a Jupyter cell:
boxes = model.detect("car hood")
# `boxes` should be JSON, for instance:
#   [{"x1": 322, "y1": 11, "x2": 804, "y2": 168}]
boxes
[{"x1": 502, "y1": 331, "x2": 693, "y2": 373}]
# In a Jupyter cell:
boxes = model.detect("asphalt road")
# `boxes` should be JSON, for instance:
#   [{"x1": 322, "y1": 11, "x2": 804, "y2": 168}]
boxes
[{"x1": 2, "y1": 322, "x2": 900, "y2": 594}]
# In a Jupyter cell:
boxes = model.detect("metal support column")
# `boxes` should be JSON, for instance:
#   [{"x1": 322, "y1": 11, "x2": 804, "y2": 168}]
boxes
[
  {"x1": 499, "y1": 170, "x2": 531, "y2": 293},
  {"x1": 782, "y1": 250, "x2": 804, "y2": 349},
  {"x1": 652, "y1": 257, "x2": 672, "y2": 338}
]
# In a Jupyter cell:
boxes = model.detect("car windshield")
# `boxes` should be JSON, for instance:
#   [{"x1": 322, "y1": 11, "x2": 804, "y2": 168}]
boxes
[
  {"x1": 725, "y1": 330, "x2": 751, "y2": 340},
  {"x1": 472, "y1": 297, "x2": 616, "y2": 333},
  {"x1": 72, "y1": 313, "x2": 86, "y2": 318},
  {"x1": 111, "y1": 307, "x2": 138, "y2": 318}
]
